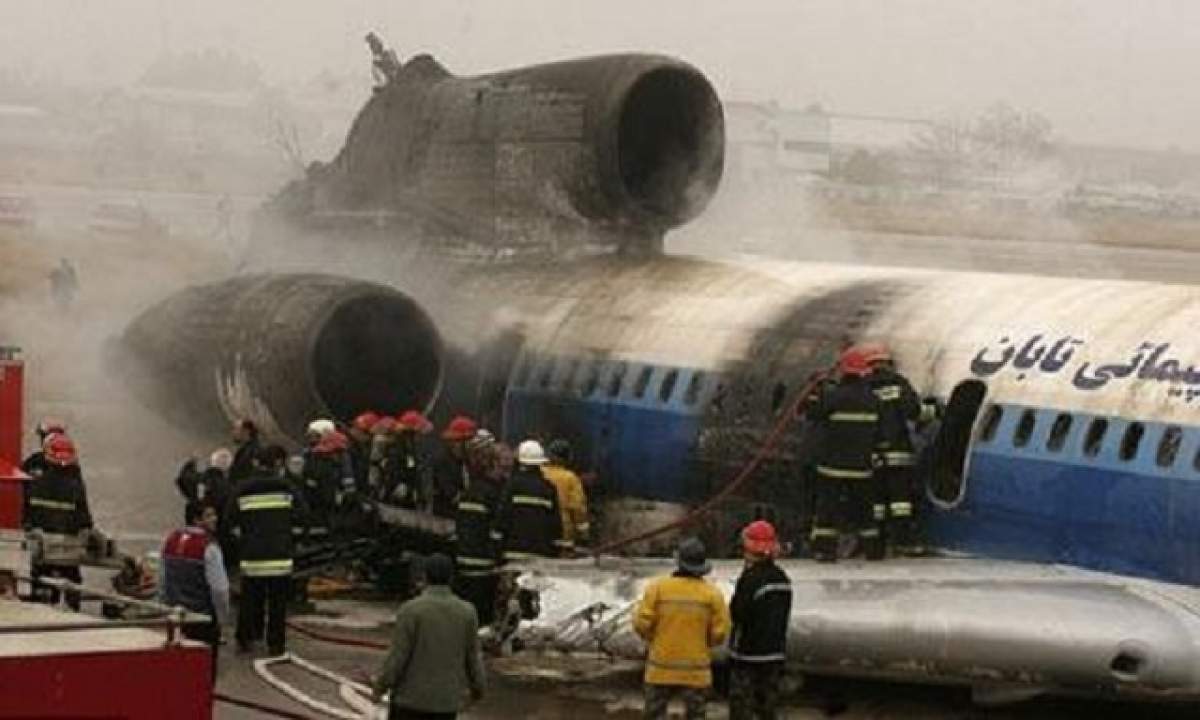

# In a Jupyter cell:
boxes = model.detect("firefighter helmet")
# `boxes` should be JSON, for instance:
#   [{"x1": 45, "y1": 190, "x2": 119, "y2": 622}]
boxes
[
  {"x1": 742, "y1": 520, "x2": 780, "y2": 557},
  {"x1": 858, "y1": 341, "x2": 893, "y2": 367},
  {"x1": 44, "y1": 433, "x2": 78, "y2": 466},
  {"x1": 838, "y1": 346, "x2": 872, "y2": 377},
  {"x1": 516, "y1": 439, "x2": 548, "y2": 466},
  {"x1": 397, "y1": 410, "x2": 433, "y2": 433},
  {"x1": 352, "y1": 411, "x2": 382, "y2": 433},
  {"x1": 441, "y1": 415, "x2": 478, "y2": 441}
]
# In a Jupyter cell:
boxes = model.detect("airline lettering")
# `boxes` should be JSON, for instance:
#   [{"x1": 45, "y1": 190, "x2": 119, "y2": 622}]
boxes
[{"x1": 971, "y1": 334, "x2": 1200, "y2": 400}]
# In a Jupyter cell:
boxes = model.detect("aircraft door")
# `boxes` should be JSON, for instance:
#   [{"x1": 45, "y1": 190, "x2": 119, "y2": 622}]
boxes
[{"x1": 925, "y1": 379, "x2": 987, "y2": 506}]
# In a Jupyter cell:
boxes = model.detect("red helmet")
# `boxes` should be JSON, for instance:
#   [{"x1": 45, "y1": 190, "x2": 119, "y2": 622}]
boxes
[
  {"x1": 838, "y1": 346, "x2": 872, "y2": 377},
  {"x1": 441, "y1": 415, "x2": 478, "y2": 441},
  {"x1": 44, "y1": 433, "x2": 78, "y2": 467},
  {"x1": 314, "y1": 430, "x2": 349, "y2": 455},
  {"x1": 352, "y1": 411, "x2": 382, "y2": 433},
  {"x1": 742, "y1": 520, "x2": 780, "y2": 556},
  {"x1": 397, "y1": 410, "x2": 433, "y2": 433},
  {"x1": 371, "y1": 416, "x2": 398, "y2": 435},
  {"x1": 858, "y1": 342, "x2": 892, "y2": 367}
]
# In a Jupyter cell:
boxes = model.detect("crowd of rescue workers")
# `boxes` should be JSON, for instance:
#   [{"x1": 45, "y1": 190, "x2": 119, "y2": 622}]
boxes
[{"x1": 17, "y1": 341, "x2": 932, "y2": 719}]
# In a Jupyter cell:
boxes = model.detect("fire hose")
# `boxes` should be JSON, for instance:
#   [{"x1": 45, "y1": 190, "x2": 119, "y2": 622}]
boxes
[
  {"x1": 591, "y1": 368, "x2": 831, "y2": 556},
  {"x1": 280, "y1": 368, "x2": 831, "y2": 660}
]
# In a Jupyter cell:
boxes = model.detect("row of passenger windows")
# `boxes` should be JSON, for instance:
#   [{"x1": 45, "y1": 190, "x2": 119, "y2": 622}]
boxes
[
  {"x1": 978, "y1": 404, "x2": 1192, "y2": 470},
  {"x1": 512, "y1": 355, "x2": 710, "y2": 405}
]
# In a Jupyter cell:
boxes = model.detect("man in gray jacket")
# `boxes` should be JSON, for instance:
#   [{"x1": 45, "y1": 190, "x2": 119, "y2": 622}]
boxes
[{"x1": 372, "y1": 553, "x2": 486, "y2": 719}]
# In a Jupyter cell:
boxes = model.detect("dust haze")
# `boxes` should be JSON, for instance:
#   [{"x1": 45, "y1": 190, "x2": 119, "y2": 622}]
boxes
[{"x1": 4, "y1": 0, "x2": 1200, "y2": 538}]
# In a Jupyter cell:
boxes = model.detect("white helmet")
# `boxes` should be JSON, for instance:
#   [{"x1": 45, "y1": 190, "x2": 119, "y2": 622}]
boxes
[
  {"x1": 209, "y1": 448, "x2": 234, "y2": 472},
  {"x1": 517, "y1": 439, "x2": 548, "y2": 466},
  {"x1": 306, "y1": 419, "x2": 336, "y2": 437}
]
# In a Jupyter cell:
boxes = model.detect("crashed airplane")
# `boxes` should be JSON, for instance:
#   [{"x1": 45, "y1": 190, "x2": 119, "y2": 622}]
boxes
[{"x1": 119, "y1": 47, "x2": 1200, "y2": 701}]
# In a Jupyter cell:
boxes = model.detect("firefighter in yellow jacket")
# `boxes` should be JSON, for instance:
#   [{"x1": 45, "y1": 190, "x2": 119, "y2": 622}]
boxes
[
  {"x1": 633, "y1": 537, "x2": 730, "y2": 720},
  {"x1": 542, "y1": 439, "x2": 589, "y2": 553}
]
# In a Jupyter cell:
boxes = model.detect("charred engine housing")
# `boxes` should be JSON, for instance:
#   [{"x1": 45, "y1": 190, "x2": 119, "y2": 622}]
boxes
[
  {"x1": 120, "y1": 274, "x2": 443, "y2": 443},
  {"x1": 270, "y1": 53, "x2": 724, "y2": 253}
]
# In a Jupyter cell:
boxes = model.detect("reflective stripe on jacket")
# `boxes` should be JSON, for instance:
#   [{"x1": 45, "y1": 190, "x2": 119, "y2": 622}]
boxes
[
  {"x1": 808, "y1": 377, "x2": 881, "y2": 476},
  {"x1": 496, "y1": 466, "x2": 563, "y2": 560},
  {"x1": 633, "y1": 574, "x2": 731, "y2": 688},
  {"x1": 226, "y1": 474, "x2": 303, "y2": 577},
  {"x1": 729, "y1": 560, "x2": 792, "y2": 664},
  {"x1": 869, "y1": 367, "x2": 922, "y2": 467}
]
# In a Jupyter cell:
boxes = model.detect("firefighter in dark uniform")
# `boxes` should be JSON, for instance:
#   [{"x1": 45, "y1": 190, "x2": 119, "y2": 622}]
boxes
[
  {"x1": 861, "y1": 342, "x2": 929, "y2": 555},
  {"x1": 452, "y1": 436, "x2": 503, "y2": 625},
  {"x1": 729, "y1": 520, "x2": 793, "y2": 720},
  {"x1": 807, "y1": 346, "x2": 883, "y2": 562},
  {"x1": 495, "y1": 440, "x2": 564, "y2": 562},
  {"x1": 226, "y1": 444, "x2": 307, "y2": 656},
  {"x1": 432, "y1": 415, "x2": 477, "y2": 518},
  {"x1": 24, "y1": 433, "x2": 93, "y2": 609},
  {"x1": 21, "y1": 418, "x2": 68, "y2": 480}
]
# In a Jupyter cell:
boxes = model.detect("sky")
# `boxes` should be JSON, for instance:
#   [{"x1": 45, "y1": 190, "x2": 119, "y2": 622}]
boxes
[{"x1": 3, "y1": 0, "x2": 1200, "y2": 151}]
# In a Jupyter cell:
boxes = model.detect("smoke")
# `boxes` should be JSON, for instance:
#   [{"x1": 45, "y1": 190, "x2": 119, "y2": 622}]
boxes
[{"x1": 0, "y1": 188, "x2": 241, "y2": 537}]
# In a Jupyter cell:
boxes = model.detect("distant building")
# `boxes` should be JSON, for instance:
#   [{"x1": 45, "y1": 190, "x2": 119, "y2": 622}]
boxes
[{"x1": 723, "y1": 101, "x2": 831, "y2": 182}]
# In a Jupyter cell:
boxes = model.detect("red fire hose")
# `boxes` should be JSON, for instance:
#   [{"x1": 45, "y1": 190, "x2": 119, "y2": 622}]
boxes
[
  {"x1": 284, "y1": 368, "x2": 829, "y2": 655},
  {"x1": 285, "y1": 618, "x2": 388, "y2": 651},
  {"x1": 591, "y1": 368, "x2": 829, "y2": 556}
]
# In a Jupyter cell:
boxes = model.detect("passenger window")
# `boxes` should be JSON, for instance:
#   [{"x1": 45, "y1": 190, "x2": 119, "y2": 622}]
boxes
[
  {"x1": 538, "y1": 357, "x2": 555, "y2": 389},
  {"x1": 978, "y1": 404, "x2": 1003, "y2": 442},
  {"x1": 770, "y1": 382, "x2": 788, "y2": 414},
  {"x1": 582, "y1": 362, "x2": 601, "y2": 397},
  {"x1": 607, "y1": 362, "x2": 628, "y2": 398},
  {"x1": 513, "y1": 353, "x2": 534, "y2": 388},
  {"x1": 561, "y1": 357, "x2": 580, "y2": 391},
  {"x1": 659, "y1": 369, "x2": 679, "y2": 403},
  {"x1": 683, "y1": 371, "x2": 705, "y2": 405},
  {"x1": 1083, "y1": 418, "x2": 1108, "y2": 457},
  {"x1": 633, "y1": 366, "x2": 654, "y2": 399},
  {"x1": 1046, "y1": 413, "x2": 1072, "y2": 452},
  {"x1": 1120, "y1": 422, "x2": 1145, "y2": 461},
  {"x1": 1157, "y1": 426, "x2": 1182, "y2": 468},
  {"x1": 1013, "y1": 409, "x2": 1036, "y2": 448}
]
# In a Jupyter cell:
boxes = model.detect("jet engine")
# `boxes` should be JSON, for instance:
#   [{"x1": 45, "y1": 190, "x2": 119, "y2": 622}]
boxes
[
  {"x1": 119, "y1": 274, "x2": 442, "y2": 443},
  {"x1": 268, "y1": 53, "x2": 725, "y2": 254}
]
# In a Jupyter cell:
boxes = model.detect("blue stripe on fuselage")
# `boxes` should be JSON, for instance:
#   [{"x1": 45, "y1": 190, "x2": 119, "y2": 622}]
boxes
[
  {"x1": 927, "y1": 407, "x2": 1200, "y2": 586},
  {"x1": 503, "y1": 364, "x2": 706, "y2": 502}
]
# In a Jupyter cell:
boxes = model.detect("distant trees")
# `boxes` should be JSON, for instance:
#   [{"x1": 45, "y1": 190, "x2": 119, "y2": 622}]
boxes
[{"x1": 907, "y1": 103, "x2": 1055, "y2": 187}]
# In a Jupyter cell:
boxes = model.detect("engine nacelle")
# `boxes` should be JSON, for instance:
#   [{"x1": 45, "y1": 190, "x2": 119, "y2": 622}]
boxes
[
  {"x1": 119, "y1": 274, "x2": 442, "y2": 444},
  {"x1": 269, "y1": 53, "x2": 725, "y2": 254}
]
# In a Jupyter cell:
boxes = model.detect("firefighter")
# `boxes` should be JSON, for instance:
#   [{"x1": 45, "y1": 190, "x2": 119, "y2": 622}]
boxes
[
  {"x1": 24, "y1": 433, "x2": 93, "y2": 609},
  {"x1": 21, "y1": 417, "x2": 67, "y2": 480},
  {"x1": 860, "y1": 343, "x2": 927, "y2": 556},
  {"x1": 495, "y1": 440, "x2": 564, "y2": 561},
  {"x1": 368, "y1": 415, "x2": 399, "y2": 498},
  {"x1": 432, "y1": 415, "x2": 477, "y2": 518},
  {"x1": 159, "y1": 501, "x2": 230, "y2": 682},
  {"x1": 228, "y1": 418, "x2": 261, "y2": 486},
  {"x1": 226, "y1": 445, "x2": 307, "y2": 656},
  {"x1": 303, "y1": 430, "x2": 350, "y2": 542},
  {"x1": 347, "y1": 411, "x2": 381, "y2": 493},
  {"x1": 453, "y1": 440, "x2": 504, "y2": 626},
  {"x1": 633, "y1": 537, "x2": 730, "y2": 720},
  {"x1": 385, "y1": 410, "x2": 433, "y2": 507},
  {"x1": 807, "y1": 346, "x2": 883, "y2": 562},
  {"x1": 728, "y1": 521, "x2": 793, "y2": 720},
  {"x1": 541, "y1": 439, "x2": 590, "y2": 554},
  {"x1": 175, "y1": 448, "x2": 233, "y2": 524}
]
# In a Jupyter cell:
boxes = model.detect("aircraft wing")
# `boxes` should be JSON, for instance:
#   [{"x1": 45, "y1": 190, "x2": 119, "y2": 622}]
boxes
[{"x1": 509, "y1": 557, "x2": 1200, "y2": 701}]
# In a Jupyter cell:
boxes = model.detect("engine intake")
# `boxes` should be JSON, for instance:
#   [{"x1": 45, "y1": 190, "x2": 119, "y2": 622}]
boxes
[{"x1": 119, "y1": 274, "x2": 442, "y2": 443}]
